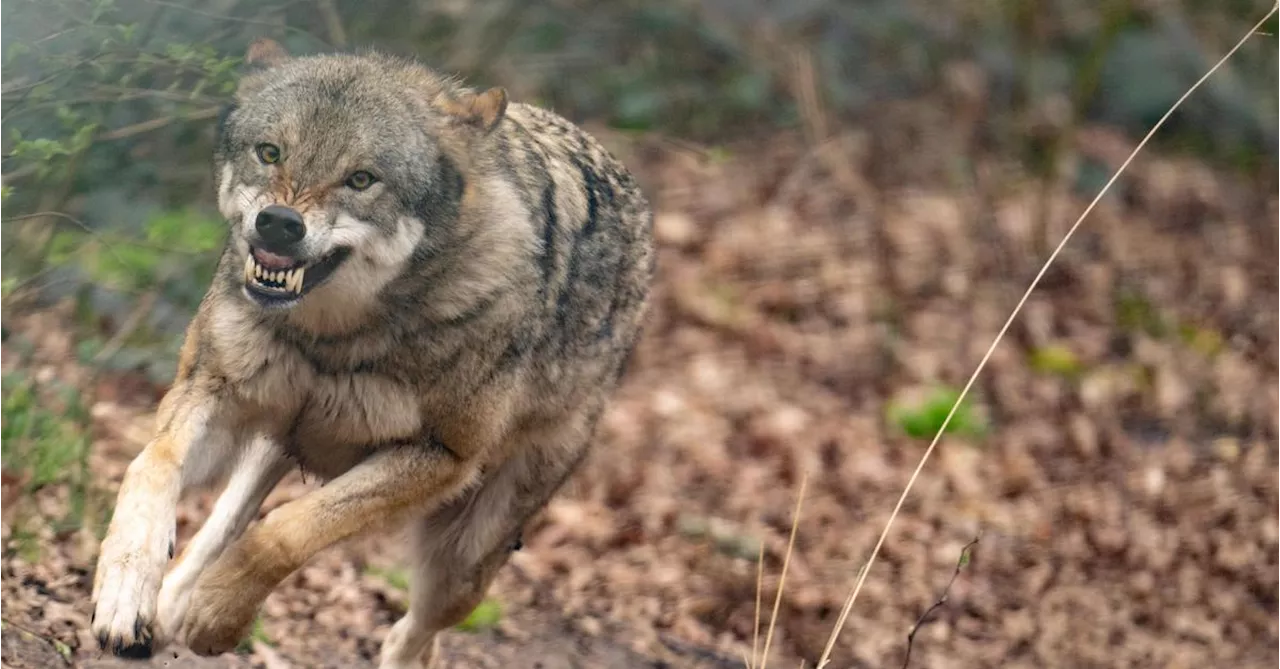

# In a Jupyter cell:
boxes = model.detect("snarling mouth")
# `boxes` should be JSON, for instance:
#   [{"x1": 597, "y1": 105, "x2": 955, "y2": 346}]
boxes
[{"x1": 242, "y1": 246, "x2": 350, "y2": 307}]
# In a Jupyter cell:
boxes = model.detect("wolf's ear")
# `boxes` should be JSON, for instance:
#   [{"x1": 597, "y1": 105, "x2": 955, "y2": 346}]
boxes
[
  {"x1": 244, "y1": 38, "x2": 290, "y2": 70},
  {"x1": 439, "y1": 87, "x2": 508, "y2": 134}
]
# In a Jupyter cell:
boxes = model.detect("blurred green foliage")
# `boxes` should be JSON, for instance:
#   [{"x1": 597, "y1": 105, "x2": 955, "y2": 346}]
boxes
[
  {"x1": 1, "y1": 371, "x2": 91, "y2": 493},
  {"x1": 41, "y1": 208, "x2": 224, "y2": 294},
  {"x1": 0, "y1": 0, "x2": 1274, "y2": 375},
  {"x1": 363, "y1": 564, "x2": 503, "y2": 632},
  {"x1": 887, "y1": 386, "x2": 988, "y2": 441},
  {"x1": 235, "y1": 616, "x2": 274, "y2": 653},
  {"x1": 1114, "y1": 289, "x2": 1169, "y2": 338},
  {"x1": 1028, "y1": 344, "x2": 1084, "y2": 379},
  {"x1": 1, "y1": 369, "x2": 103, "y2": 557},
  {"x1": 1177, "y1": 322, "x2": 1225, "y2": 358},
  {"x1": 456, "y1": 598, "x2": 503, "y2": 633},
  {"x1": 366, "y1": 564, "x2": 412, "y2": 592}
]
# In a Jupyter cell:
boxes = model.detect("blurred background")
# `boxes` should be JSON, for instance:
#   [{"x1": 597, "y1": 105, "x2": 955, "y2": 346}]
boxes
[{"x1": 1, "y1": 1, "x2": 1277, "y2": 667}]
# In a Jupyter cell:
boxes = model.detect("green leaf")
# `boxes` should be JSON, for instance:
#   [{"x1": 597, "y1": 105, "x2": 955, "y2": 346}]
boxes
[
  {"x1": 1028, "y1": 345, "x2": 1082, "y2": 378},
  {"x1": 887, "y1": 386, "x2": 988, "y2": 441},
  {"x1": 365, "y1": 565, "x2": 410, "y2": 592},
  {"x1": 47, "y1": 231, "x2": 86, "y2": 265},
  {"x1": 144, "y1": 209, "x2": 226, "y2": 252},
  {"x1": 117, "y1": 23, "x2": 138, "y2": 43},
  {"x1": 5, "y1": 42, "x2": 31, "y2": 61},
  {"x1": 455, "y1": 599, "x2": 502, "y2": 632},
  {"x1": 235, "y1": 616, "x2": 271, "y2": 652}
]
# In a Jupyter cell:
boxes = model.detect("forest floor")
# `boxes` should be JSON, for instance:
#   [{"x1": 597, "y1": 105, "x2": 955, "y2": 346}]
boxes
[{"x1": 3, "y1": 99, "x2": 1278, "y2": 668}]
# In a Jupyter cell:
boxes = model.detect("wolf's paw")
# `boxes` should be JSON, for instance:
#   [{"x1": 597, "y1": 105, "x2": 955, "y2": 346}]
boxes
[
  {"x1": 180, "y1": 587, "x2": 257, "y2": 657},
  {"x1": 180, "y1": 554, "x2": 263, "y2": 656},
  {"x1": 90, "y1": 525, "x2": 174, "y2": 658},
  {"x1": 155, "y1": 571, "x2": 195, "y2": 649}
]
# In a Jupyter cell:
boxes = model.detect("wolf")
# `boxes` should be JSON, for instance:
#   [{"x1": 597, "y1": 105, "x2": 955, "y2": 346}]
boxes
[{"x1": 89, "y1": 38, "x2": 653, "y2": 668}]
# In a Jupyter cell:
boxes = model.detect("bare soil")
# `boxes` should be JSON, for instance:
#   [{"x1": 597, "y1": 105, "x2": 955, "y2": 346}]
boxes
[{"x1": 3, "y1": 100, "x2": 1277, "y2": 668}]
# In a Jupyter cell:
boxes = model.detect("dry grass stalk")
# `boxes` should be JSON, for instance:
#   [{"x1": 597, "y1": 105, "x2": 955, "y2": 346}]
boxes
[
  {"x1": 763, "y1": 6, "x2": 1280, "y2": 667},
  {"x1": 756, "y1": 473, "x2": 808, "y2": 669}
]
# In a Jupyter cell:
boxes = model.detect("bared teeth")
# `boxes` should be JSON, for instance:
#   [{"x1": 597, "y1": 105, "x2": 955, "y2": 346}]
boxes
[
  {"x1": 246, "y1": 253, "x2": 307, "y2": 294},
  {"x1": 284, "y1": 267, "x2": 305, "y2": 294}
]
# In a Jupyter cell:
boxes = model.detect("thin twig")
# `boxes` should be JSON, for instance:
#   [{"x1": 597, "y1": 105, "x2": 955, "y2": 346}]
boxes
[
  {"x1": 2, "y1": 107, "x2": 222, "y2": 182},
  {"x1": 142, "y1": 0, "x2": 329, "y2": 46},
  {"x1": 91, "y1": 290, "x2": 159, "y2": 367},
  {"x1": 2, "y1": 212, "x2": 212, "y2": 255},
  {"x1": 0, "y1": 209, "x2": 216, "y2": 310},
  {"x1": 0, "y1": 161, "x2": 37, "y2": 181},
  {"x1": 96, "y1": 106, "x2": 220, "y2": 141},
  {"x1": 760, "y1": 474, "x2": 807, "y2": 669},
  {"x1": 814, "y1": 6, "x2": 1279, "y2": 667},
  {"x1": 750, "y1": 539, "x2": 765, "y2": 669},
  {"x1": 901, "y1": 537, "x2": 980, "y2": 669}
]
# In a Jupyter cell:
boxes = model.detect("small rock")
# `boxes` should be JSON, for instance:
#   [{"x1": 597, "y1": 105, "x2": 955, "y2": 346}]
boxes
[
  {"x1": 1212, "y1": 437, "x2": 1240, "y2": 462},
  {"x1": 574, "y1": 615, "x2": 603, "y2": 637},
  {"x1": 1067, "y1": 414, "x2": 1098, "y2": 458},
  {"x1": 653, "y1": 211, "x2": 698, "y2": 248}
]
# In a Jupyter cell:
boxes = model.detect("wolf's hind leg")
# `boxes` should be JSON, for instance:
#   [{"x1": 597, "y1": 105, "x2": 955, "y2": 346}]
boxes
[
  {"x1": 378, "y1": 424, "x2": 589, "y2": 669},
  {"x1": 378, "y1": 522, "x2": 519, "y2": 669}
]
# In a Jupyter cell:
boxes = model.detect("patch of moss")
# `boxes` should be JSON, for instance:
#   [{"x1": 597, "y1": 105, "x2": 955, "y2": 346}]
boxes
[
  {"x1": 1028, "y1": 344, "x2": 1083, "y2": 378},
  {"x1": 887, "y1": 386, "x2": 988, "y2": 440},
  {"x1": 455, "y1": 598, "x2": 503, "y2": 633}
]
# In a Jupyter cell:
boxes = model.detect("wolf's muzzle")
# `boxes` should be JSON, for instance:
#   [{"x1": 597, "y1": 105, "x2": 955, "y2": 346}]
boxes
[{"x1": 256, "y1": 205, "x2": 306, "y2": 252}]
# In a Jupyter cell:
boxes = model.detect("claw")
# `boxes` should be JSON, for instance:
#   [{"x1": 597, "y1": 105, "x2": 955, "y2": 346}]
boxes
[{"x1": 116, "y1": 640, "x2": 154, "y2": 659}]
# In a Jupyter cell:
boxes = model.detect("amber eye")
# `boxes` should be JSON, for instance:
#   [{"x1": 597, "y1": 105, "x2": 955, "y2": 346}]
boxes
[
  {"x1": 255, "y1": 143, "x2": 281, "y2": 164},
  {"x1": 345, "y1": 170, "x2": 377, "y2": 191}
]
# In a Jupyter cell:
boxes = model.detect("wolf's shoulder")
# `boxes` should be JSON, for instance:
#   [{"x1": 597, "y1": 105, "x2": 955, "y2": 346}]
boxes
[{"x1": 500, "y1": 103, "x2": 640, "y2": 194}]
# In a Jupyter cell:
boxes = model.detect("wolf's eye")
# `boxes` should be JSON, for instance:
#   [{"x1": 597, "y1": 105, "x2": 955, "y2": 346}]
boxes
[
  {"x1": 256, "y1": 143, "x2": 281, "y2": 164},
  {"x1": 345, "y1": 171, "x2": 377, "y2": 191}
]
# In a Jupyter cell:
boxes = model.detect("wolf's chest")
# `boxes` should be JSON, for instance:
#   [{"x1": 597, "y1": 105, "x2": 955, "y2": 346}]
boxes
[
  {"x1": 292, "y1": 373, "x2": 423, "y2": 442},
  {"x1": 286, "y1": 373, "x2": 424, "y2": 478},
  {"x1": 238, "y1": 357, "x2": 425, "y2": 478}
]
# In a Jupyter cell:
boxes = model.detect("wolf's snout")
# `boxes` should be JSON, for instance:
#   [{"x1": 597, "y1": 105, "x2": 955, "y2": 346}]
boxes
[{"x1": 255, "y1": 205, "x2": 306, "y2": 249}]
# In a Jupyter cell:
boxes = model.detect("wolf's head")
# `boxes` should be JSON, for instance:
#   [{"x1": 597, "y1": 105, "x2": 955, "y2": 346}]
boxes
[{"x1": 214, "y1": 39, "x2": 508, "y2": 320}]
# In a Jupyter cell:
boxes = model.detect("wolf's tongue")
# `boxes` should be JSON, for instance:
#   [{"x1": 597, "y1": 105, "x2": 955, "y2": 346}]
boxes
[{"x1": 252, "y1": 248, "x2": 296, "y2": 270}]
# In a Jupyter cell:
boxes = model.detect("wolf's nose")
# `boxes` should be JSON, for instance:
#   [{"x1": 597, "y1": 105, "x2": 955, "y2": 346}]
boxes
[{"x1": 255, "y1": 205, "x2": 306, "y2": 248}]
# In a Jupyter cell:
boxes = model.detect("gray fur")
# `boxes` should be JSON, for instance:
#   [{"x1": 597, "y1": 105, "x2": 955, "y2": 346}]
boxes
[{"x1": 90, "y1": 40, "x2": 653, "y2": 668}]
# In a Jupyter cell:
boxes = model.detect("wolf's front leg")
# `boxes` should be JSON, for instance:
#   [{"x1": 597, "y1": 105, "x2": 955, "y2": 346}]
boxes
[
  {"x1": 91, "y1": 375, "x2": 235, "y2": 657},
  {"x1": 181, "y1": 441, "x2": 480, "y2": 656},
  {"x1": 157, "y1": 435, "x2": 292, "y2": 644}
]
